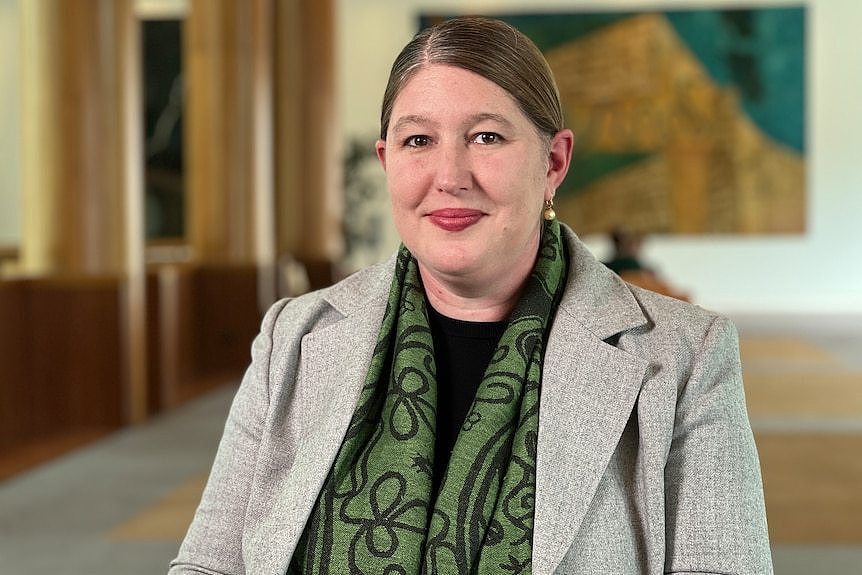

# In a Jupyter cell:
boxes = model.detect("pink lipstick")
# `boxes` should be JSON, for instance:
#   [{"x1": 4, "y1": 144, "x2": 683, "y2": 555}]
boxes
[{"x1": 427, "y1": 209, "x2": 484, "y2": 232}]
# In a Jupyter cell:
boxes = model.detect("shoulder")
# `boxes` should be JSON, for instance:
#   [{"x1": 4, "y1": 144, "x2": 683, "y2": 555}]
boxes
[
  {"x1": 557, "y1": 223, "x2": 736, "y2": 363},
  {"x1": 244, "y1": 256, "x2": 396, "y2": 394},
  {"x1": 620, "y1": 283, "x2": 740, "y2": 381},
  {"x1": 629, "y1": 283, "x2": 725, "y2": 336},
  {"x1": 263, "y1": 254, "x2": 397, "y2": 341}
]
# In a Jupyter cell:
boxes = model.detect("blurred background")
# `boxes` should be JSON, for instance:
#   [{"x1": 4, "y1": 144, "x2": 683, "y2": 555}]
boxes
[{"x1": 0, "y1": 0, "x2": 860, "y2": 573}]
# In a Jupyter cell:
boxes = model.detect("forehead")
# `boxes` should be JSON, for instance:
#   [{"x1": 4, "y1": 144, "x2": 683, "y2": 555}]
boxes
[{"x1": 390, "y1": 64, "x2": 529, "y2": 127}]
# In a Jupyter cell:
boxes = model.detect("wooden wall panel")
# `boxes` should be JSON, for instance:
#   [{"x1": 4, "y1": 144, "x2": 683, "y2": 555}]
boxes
[
  {"x1": 0, "y1": 277, "x2": 123, "y2": 459},
  {"x1": 0, "y1": 281, "x2": 31, "y2": 451},
  {"x1": 193, "y1": 265, "x2": 260, "y2": 379},
  {"x1": 27, "y1": 278, "x2": 124, "y2": 430},
  {"x1": 1, "y1": 265, "x2": 258, "y2": 470},
  {"x1": 146, "y1": 264, "x2": 260, "y2": 411},
  {"x1": 19, "y1": 0, "x2": 147, "y2": 423}
]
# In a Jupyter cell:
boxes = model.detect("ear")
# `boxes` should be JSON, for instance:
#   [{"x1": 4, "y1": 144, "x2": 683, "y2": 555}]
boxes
[
  {"x1": 375, "y1": 139, "x2": 387, "y2": 170},
  {"x1": 545, "y1": 129, "x2": 574, "y2": 199}
]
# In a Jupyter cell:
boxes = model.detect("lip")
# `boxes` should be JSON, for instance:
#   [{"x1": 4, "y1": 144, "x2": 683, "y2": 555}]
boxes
[{"x1": 426, "y1": 208, "x2": 485, "y2": 232}]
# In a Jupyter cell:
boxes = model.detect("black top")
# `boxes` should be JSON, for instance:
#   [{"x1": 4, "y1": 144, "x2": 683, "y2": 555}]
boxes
[{"x1": 426, "y1": 304, "x2": 508, "y2": 494}]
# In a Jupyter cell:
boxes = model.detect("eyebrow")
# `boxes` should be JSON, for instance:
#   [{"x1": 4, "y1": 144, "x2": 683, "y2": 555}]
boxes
[
  {"x1": 467, "y1": 113, "x2": 516, "y2": 131},
  {"x1": 390, "y1": 112, "x2": 516, "y2": 134},
  {"x1": 391, "y1": 114, "x2": 435, "y2": 134}
]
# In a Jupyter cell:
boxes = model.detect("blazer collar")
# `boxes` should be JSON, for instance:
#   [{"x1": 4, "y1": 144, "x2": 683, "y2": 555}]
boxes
[
  {"x1": 323, "y1": 251, "x2": 398, "y2": 318},
  {"x1": 556, "y1": 223, "x2": 649, "y2": 340}
]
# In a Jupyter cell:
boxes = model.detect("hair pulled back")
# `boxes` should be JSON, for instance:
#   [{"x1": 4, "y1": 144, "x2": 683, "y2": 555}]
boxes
[{"x1": 379, "y1": 17, "x2": 565, "y2": 141}]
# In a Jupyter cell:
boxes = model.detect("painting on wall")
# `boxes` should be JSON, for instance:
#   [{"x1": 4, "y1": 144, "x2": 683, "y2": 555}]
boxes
[{"x1": 421, "y1": 8, "x2": 806, "y2": 235}]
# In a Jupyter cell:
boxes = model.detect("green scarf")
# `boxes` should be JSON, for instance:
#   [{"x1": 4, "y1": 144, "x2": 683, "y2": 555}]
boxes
[{"x1": 289, "y1": 220, "x2": 567, "y2": 575}]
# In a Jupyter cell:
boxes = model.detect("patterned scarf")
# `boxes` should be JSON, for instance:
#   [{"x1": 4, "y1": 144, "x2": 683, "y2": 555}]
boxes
[{"x1": 289, "y1": 219, "x2": 567, "y2": 575}]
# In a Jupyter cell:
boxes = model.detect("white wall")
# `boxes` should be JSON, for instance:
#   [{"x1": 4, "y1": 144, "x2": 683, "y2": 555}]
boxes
[
  {"x1": 0, "y1": 0, "x2": 22, "y2": 247},
  {"x1": 337, "y1": 0, "x2": 862, "y2": 315}
]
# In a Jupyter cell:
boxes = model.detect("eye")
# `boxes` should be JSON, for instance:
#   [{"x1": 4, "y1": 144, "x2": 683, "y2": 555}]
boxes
[
  {"x1": 404, "y1": 135, "x2": 430, "y2": 147},
  {"x1": 471, "y1": 132, "x2": 502, "y2": 145}
]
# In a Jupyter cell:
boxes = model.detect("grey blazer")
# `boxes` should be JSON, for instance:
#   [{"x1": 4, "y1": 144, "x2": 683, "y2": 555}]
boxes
[{"x1": 170, "y1": 225, "x2": 772, "y2": 575}]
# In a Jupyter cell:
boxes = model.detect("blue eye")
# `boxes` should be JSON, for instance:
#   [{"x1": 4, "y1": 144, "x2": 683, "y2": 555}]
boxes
[{"x1": 405, "y1": 135, "x2": 430, "y2": 147}]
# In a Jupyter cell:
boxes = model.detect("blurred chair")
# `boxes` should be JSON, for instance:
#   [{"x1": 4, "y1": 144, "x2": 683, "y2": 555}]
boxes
[{"x1": 605, "y1": 229, "x2": 690, "y2": 302}]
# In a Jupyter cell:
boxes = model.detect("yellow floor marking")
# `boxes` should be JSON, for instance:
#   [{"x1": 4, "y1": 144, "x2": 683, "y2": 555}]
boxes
[
  {"x1": 744, "y1": 372, "x2": 862, "y2": 419},
  {"x1": 107, "y1": 473, "x2": 208, "y2": 541},
  {"x1": 740, "y1": 336, "x2": 842, "y2": 367},
  {"x1": 757, "y1": 432, "x2": 862, "y2": 544}
]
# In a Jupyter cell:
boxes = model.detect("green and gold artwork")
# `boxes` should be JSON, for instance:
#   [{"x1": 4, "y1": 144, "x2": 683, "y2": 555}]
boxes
[{"x1": 424, "y1": 8, "x2": 806, "y2": 235}]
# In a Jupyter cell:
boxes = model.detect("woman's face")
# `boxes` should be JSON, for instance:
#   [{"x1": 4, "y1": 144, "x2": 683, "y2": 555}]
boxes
[{"x1": 376, "y1": 64, "x2": 572, "y2": 289}]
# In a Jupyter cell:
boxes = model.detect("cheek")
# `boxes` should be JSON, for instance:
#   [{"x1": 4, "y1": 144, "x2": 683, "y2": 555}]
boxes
[
  {"x1": 386, "y1": 181, "x2": 415, "y2": 219},
  {"x1": 386, "y1": 158, "x2": 427, "y2": 207},
  {"x1": 481, "y1": 155, "x2": 546, "y2": 207}
]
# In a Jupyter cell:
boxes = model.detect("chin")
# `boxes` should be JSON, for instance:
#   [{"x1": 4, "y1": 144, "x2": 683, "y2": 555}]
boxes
[{"x1": 419, "y1": 250, "x2": 481, "y2": 278}]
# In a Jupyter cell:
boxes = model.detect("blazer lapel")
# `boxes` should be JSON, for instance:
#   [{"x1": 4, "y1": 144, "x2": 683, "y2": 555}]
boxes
[
  {"x1": 532, "y1": 315, "x2": 648, "y2": 574},
  {"x1": 250, "y1": 258, "x2": 395, "y2": 574},
  {"x1": 532, "y1": 227, "x2": 650, "y2": 575}
]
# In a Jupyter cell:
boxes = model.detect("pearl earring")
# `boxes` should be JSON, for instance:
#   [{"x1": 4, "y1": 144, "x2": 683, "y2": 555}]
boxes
[{"x1": 543, "y1": 199, "x2": 556, "y2": 221}]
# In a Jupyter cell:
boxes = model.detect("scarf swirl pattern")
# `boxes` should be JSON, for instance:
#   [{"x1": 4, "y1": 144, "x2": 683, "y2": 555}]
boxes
[{"x1": 289, "y1": 219, "x2": 567, "y2": 575}]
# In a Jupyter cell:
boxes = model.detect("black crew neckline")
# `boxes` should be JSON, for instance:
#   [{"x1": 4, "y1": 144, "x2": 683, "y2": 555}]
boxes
[{"x1": 426, "y1": 305, "x2": 509, "y2": 339}]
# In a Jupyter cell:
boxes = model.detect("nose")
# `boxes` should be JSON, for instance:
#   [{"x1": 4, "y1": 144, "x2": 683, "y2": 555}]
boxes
[{"x1": 433, "y1": 140, "x2": 471, "y2": 194}]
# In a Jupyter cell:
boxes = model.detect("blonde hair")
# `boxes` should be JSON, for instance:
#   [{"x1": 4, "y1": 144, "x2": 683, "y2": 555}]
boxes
[{"x1": 380, "y1": 17, "x2": 565, "y2": 141}]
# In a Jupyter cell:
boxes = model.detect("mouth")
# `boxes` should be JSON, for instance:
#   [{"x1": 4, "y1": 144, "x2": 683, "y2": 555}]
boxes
[{"x1": 426, "y1": 208, "x2": 485, "y2": 232}]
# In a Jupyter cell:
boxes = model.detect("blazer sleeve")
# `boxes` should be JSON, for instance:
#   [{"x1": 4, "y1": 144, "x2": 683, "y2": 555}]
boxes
[
  {"x1": 168, "y1": 299, "x2": 292, "y2": 575},
  {"x1": 664, "y1": 315, "x2": 773, "y2": 575}
]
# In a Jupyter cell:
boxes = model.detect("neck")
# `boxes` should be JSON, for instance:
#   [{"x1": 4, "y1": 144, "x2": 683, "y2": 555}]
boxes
[
  {"x1": 421, "y1": 275, "x2": 522, "y2": 322},
  {"x1": 418, "y1": 245, "x2": 538, "y2": 323}
]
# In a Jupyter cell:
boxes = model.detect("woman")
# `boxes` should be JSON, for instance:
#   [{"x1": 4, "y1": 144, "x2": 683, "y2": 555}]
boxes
[{"x1": 170, "y1": 17, "x2": 772, "y2": 575}]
